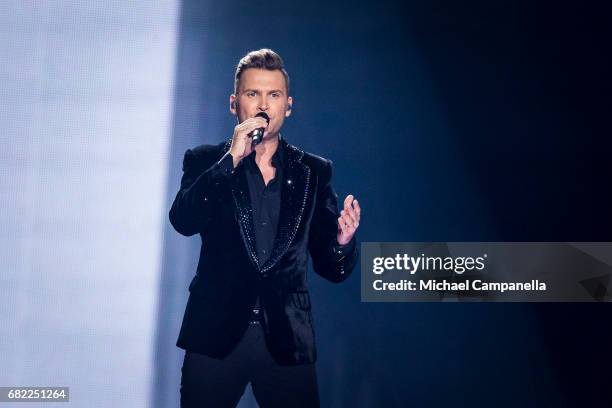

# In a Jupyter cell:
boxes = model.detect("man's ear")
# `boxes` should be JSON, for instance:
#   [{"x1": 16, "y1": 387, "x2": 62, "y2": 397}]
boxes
[
  {"x1": 285, "y1": 96, "x2": 293, "y2": 117},
  {"x1": 230, "y1": 95, "x2": 237, "y2": 116}
]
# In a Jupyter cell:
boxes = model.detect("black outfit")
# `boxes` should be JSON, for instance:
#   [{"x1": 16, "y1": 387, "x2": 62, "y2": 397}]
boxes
[
  {"x1": 243, "y1": 146, "x2": 283, "y2": 319},
  {"x1": 170, "y1": 136, "x2": 358, "y2": 407},
  {"x1": 180, "y1": 319, "x2": 320, "y2": 407},
  {"x1": 244, "y1": 145, "x2": 283, "y2": 267}
]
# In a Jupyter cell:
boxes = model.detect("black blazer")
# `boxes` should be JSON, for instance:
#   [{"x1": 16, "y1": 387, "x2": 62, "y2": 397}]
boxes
[{"x1": 169, "y1": 137, "x2": 358, "y2": 365}]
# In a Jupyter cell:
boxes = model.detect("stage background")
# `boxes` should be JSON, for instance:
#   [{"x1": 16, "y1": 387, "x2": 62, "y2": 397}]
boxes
[
  {"x1": 1, "y1": 1, "x2": 179, "y2": 407},
  {"x1": 2, "y1": 1, "x2": 611, "y2": 407}
]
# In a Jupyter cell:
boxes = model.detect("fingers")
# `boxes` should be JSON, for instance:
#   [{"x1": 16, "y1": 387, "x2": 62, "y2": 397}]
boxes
[
  {"x1": 338, "y1": 215, "x2": 349, "y2": 232},
  {"x1": 237, "y1": 117, "x2": 268, "y2": 136},
  {"x1": 353, "y1": 199, "x2": 361, "y2": 220},
  {"x1": 340, "y1": 203, "x2": 358, "y2": 230},
  {"x1": 342, "y1": 194, "x2": 360, "y2": 227},
  {"x1": 340, "y1": 209, "x2": 357, "y2": 228},
  {"x1": 231, "y1": 117, "x2": 269, "y2": 159},
  {"x1": 245, "y1": 117, "x2": 269, "y2": 130},
  {"x1": 343, "y1": 194, "x2": 353, "y2": 210},
  {"x1": 337, "y1": 212, "x2": 356, "y2": 239},
  {"x1": 337, "y1": 195, "x2": 361, "y2": 244}
]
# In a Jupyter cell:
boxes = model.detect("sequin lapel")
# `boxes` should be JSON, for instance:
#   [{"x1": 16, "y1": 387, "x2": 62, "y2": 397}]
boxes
[
  {"x1": 224, "y1": 139, "x2": 260, "y2": 271},
  {"x1": 232, "y1": 165, "x2": 261, "y2": 271}
]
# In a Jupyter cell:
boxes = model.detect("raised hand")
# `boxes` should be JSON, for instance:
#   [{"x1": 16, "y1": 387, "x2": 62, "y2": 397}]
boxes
[
  {"x1": 228, "y1": 116, "x2": 269, "y2": 167},
  {"x1": 337, "y1": 194, "x2": 361, "y2": 246}
]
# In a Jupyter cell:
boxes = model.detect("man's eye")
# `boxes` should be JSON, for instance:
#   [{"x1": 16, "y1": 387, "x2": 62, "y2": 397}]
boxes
[
  {"x1": 247, "y1": 92, "x2": 255, "y2": 97},
  {"x1": 272, "y1": 93, "x2": 280, "y2": 98}
]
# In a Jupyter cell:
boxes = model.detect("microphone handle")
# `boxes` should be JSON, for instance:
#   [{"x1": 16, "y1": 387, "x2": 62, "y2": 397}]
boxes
[{"x1": 250, "y1": 127, "x2": 265, "y2": 146}]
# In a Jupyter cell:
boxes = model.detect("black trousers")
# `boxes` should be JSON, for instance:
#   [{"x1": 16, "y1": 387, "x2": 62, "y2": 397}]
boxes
[{"x1": 180, "y1": 322, "x2": 320, "y2": 408}]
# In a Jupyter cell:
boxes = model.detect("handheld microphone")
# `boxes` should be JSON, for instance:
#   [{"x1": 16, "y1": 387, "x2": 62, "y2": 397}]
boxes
[{"x1": 249, "y1": 112, "x2": 270, "y2": 146}]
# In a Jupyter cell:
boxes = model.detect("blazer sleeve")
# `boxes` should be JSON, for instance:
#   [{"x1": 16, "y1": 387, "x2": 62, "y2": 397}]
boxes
[
  {"x1": 169, "y1": 149, "x2": 236, "y2": 236},
  {"x1": 308, "y1": 159, "x2": 359, "y2": 283}
]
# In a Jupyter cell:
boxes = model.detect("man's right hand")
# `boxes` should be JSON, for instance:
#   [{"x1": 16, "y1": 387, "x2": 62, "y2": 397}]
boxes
[{"x1": 228, "y1": 116, "x2": 269, "y2": 168}]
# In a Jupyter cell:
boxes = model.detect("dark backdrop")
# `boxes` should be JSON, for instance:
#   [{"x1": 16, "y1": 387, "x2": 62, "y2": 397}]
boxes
[{"x1": 156, "y1": 1, "x2": 612, "y2": 406}]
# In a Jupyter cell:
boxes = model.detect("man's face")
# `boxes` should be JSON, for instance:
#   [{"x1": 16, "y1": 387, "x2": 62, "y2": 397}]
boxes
[{"x1": 230, "y1": 68, "x2": 292, "y2": 140}]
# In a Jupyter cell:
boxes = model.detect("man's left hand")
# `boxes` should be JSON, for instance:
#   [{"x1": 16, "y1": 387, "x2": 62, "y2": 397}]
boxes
[{"x1": 337, "y1": 194, "x2": 361, "y2": 246}]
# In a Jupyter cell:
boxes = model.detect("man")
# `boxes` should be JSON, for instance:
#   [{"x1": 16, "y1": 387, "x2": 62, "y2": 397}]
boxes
[{"x1": 169, "y1": 48, "x2": 361, "y2": 407}]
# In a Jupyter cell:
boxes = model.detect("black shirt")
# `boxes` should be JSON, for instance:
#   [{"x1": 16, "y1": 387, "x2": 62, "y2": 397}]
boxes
[
  {"x1": 243, "y1": 147, "x2": 283, "y2": 266},
  {"x1": 218, "y1": 144, "x2": 284, "y2": 267},
  {"x1": 244, "y1": 147, "x2": 283, "y2": 316},
  {"x1": 218, "y1": 143, "x2": 284, "y2": 317}
]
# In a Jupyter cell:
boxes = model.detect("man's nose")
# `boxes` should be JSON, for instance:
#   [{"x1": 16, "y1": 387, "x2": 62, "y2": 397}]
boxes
[{"x1": 258, "y1": 96, "x2": 269, "y2": 111}]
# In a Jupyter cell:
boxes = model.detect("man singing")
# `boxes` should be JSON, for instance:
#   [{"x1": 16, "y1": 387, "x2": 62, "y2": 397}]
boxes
[{"x1": 169, "y1": 48, "x2": 361, "y2": 407}]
